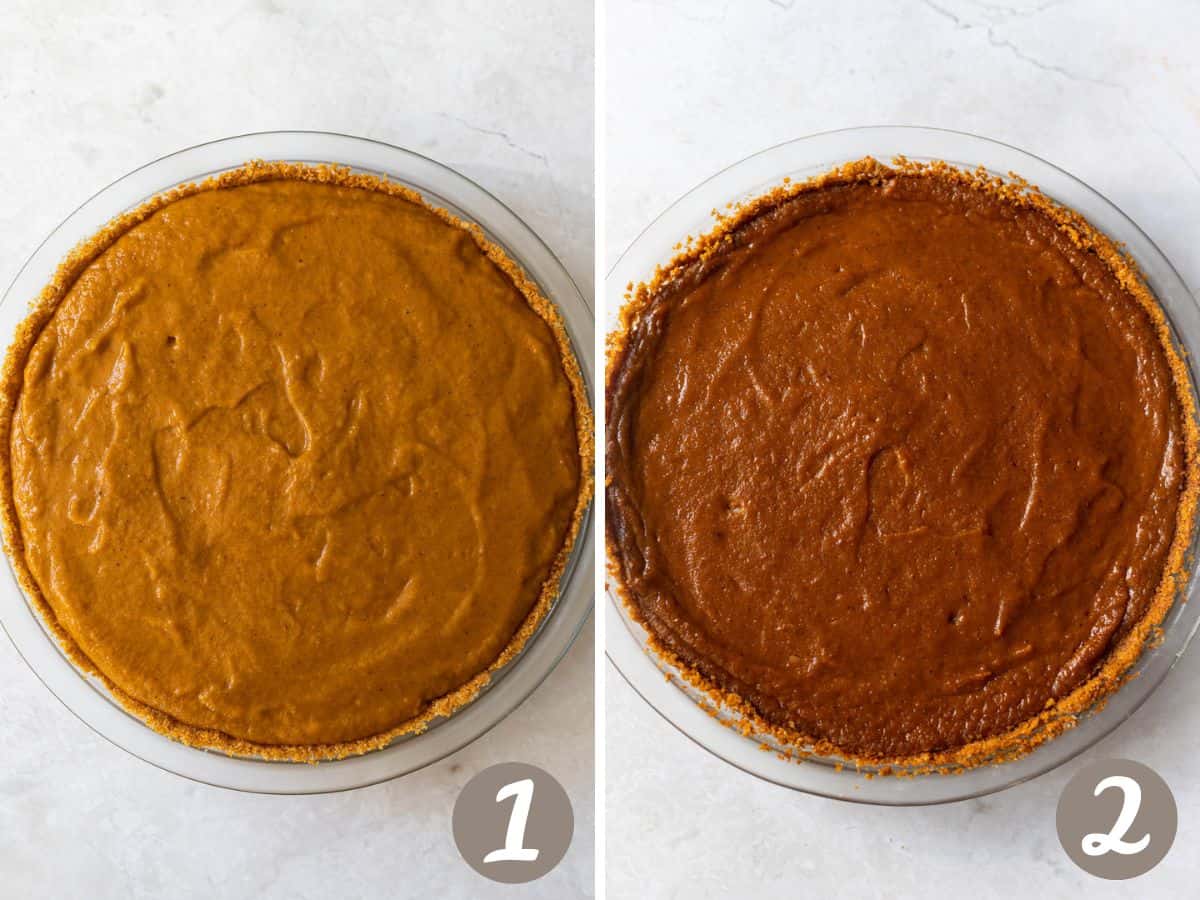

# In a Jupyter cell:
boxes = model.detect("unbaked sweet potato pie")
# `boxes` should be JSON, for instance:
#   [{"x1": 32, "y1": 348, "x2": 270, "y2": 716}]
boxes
[{"x1": 0, "y1": 162, "x2": 591, "y2": 761}]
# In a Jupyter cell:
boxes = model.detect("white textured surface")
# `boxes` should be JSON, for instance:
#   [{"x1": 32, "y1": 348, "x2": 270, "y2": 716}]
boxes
[
  {"x1": 0, "y1": 2, "x2": 593, "y2": 898},
  {"x1": 606, "y1": 1, "x2": 1200, "y2": 897}
]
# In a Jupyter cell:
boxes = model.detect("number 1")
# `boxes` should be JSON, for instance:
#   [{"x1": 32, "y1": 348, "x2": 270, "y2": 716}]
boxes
[{"x1": 484, "y1": 778, "x2": 540, "y2": 863}]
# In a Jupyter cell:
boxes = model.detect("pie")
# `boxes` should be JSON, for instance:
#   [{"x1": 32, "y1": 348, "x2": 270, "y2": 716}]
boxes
[
  {"x1": 606, "y1": 158, "x2": 1197, "y2": 770},
  {"x1": 0, "y1": 161, "x2": 591, "y2": 761}
]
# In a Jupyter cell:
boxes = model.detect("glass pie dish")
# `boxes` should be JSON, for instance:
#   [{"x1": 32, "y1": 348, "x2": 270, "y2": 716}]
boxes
[
  {"x1": 0, "y1": 130, "x2": 594, "y2": 794},
  {"x1": 604, "y1": 125, "x2": 1200, "y2": 805}
]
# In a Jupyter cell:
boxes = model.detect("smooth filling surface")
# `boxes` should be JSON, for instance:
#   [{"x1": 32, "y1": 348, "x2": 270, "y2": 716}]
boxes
[
  {"x1": 10, "y1": 178, "x2": 581, "y2": 747},
  {"x1": 608, "y1": 173, "x2": 1186, "y2": 759}
]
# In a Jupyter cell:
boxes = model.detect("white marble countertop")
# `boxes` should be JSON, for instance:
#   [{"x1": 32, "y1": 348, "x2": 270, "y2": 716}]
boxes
[
  {"x1": 605, "y1": 0, "x2": 1200, "y2": 897},
  {"x1": 0, "y1": 2, "x2": 593, "y2": 898}
]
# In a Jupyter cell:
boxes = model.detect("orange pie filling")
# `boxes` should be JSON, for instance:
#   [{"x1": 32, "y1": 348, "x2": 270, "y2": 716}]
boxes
[{"x1": 1, "y1": 162, "x2": 592, "y2": 760}]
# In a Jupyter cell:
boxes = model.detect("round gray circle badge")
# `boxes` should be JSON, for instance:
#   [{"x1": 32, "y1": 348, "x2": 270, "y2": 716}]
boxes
[
  {"x1": 1057, "y1": 759, "x2": 1177, "y2": 880},
  {"x1": 452, "y1": 762, "x2": 574, "y2": 884}
]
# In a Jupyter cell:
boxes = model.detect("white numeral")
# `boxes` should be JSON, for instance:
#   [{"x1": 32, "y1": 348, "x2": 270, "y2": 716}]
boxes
[
  {"x1": 1082, "y1": 775, "x2": 1151, "y2": 857},
  {"x1": 484, "y1": 778, "x2": 540, "y2": 864}
]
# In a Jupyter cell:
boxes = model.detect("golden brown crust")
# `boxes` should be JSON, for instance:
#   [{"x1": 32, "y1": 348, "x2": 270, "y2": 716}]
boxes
[
  {"x1": 605, "y1": 156, "x2": 1198, "y2": 774},
  {"x1": 0, "y1": 160, "x2": 593, "y2": 762}
]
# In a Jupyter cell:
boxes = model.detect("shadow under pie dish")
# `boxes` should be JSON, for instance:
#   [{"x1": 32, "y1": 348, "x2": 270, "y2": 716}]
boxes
[
  {"x1": 606, "y1": 156, "x2": 1199, "y2": 773},
  {"x1": 0, "y1": 160, "x2": 592, "y2": 762}
]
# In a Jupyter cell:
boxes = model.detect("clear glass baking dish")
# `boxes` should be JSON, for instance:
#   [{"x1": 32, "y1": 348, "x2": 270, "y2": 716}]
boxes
[
  {"x1": 0, "y1": 131, "x2": 594, "y2": 794},
  {"x1": 605, "y1": 125, "x2": 1200, "y2": 805}
]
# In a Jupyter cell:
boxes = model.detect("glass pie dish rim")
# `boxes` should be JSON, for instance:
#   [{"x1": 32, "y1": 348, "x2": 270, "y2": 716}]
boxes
[
  {"x1": 0, "y1": 129, "x2": 595, "y2": 795},
  {"x1": 603, "y1": 124, "x2": 1200, "y2": 806}
]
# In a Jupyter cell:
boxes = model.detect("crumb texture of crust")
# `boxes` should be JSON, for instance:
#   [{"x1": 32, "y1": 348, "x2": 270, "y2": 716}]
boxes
[
  {"x1": 605, "y1": 155, "x2": 1199, "y2": 774},
  {"x1": 0, "y1": 160, "x2": 594, "y2": 763}
]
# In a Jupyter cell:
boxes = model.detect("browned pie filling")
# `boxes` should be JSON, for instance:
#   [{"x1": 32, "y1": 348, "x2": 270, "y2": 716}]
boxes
[
  {"x1": 0, "y1": 162, "x2": 591, "y2": 760},
  {"x1": 607, "y1": 159, "x2": 1197, "y2": 768}
]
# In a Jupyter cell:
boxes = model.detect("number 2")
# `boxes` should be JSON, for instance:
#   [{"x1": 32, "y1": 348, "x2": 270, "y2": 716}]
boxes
[
  {"x1": 484, "y1": 778, "x2": 540, "y2": 864},
  {"x1": 1082, "y1": 775, "x2": 1151, "y2": 857}
]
